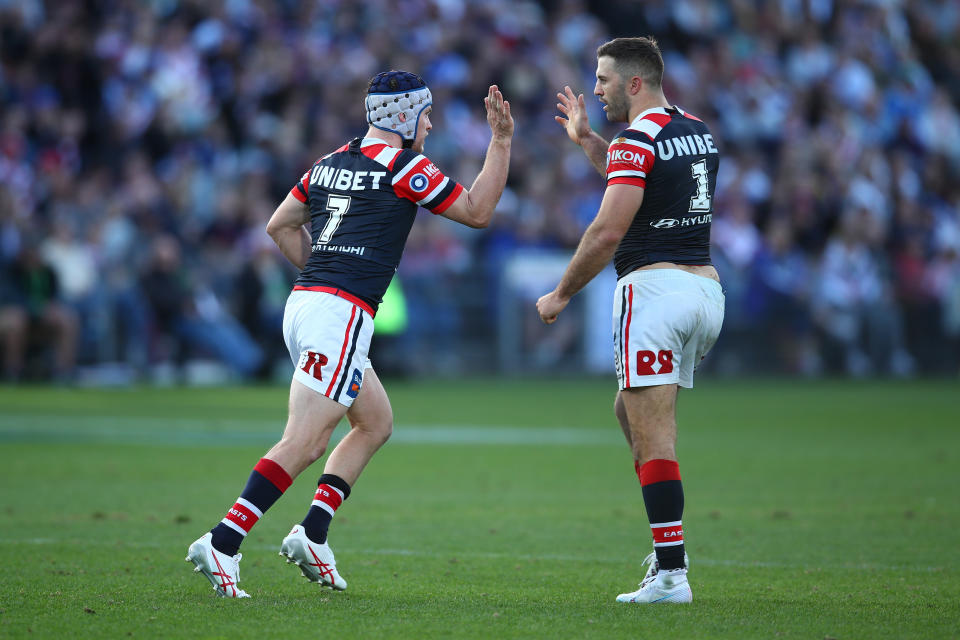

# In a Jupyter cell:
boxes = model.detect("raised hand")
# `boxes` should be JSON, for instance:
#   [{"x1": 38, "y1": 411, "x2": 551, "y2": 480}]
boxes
[
  {"x1": 555, "y1": 85, "x2": 592, "y2": 145},
  {"x1": 484, "y1": 85, "x2": 514, "y2": 141}
]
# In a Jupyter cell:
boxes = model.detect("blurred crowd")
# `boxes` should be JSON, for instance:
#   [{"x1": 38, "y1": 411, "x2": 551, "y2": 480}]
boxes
[{"x1": 1, "y1": 0, "x2": 958, "y2": 383}]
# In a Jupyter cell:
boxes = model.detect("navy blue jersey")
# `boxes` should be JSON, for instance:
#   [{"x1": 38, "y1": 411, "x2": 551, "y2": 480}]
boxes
[
  {"x1": 289, "y1": 137, "x2": 463, "y2": 313},
  {"x1": 604, "y1": 106, "x2": 719, "y2": 278}
]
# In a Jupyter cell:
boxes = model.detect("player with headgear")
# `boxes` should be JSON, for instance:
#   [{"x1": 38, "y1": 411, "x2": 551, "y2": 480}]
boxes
[{"x1": 186, "y1": 70, "x2": 514, "y2": 598}]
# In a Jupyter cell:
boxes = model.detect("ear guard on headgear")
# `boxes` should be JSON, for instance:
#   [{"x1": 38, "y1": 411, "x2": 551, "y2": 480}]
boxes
[{"x1": 366, "y1": 71, "x2": 432, "y2": 147}]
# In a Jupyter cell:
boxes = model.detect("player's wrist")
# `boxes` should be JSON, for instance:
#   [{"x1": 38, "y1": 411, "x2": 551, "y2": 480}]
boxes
[{"x1": 580, "y1": 129, "x2": 599, "y2": 146}]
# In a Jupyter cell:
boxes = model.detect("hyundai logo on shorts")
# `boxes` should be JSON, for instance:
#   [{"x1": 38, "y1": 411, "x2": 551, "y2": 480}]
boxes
[{"x1": 651, "y1": 218, "x2": 680, "y2": 229}]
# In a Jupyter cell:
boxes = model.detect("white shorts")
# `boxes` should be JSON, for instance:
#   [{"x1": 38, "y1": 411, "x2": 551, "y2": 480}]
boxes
[
  {"x1": 613, "y1": 269, "x2": 725, "y2": 389},
  {"x1": 283, "y1": 289, "x2": 375, "y2": 407}
]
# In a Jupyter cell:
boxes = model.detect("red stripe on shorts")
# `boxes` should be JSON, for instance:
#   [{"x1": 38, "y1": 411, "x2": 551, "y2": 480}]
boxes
[
  {"x1": 326, "y1": 305, "x2": 357, "y2": 397},
  {"x1": 624, "y1": 284, "x2": 633, "y2": 387}
]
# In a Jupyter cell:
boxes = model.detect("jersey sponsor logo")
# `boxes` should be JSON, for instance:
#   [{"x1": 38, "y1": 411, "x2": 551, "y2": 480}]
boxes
[
  {"x1": 310, "y1": 166, "x2": 386, "y2": 191},
  {"x1": 409, "y1": 173, "x2": 430, "y2": 193},
  {"x1": 651, "y1": 218, "x2": 679, "y2": 229},
  {"x1": 607, "y1": 148, "x2": 646, "y2": 168},
  {"x1": 656, "y1": 134, "x2": 718, "y2": 160},
  {"x1": 313, "y1": 243, "x2": 366, "y2": 256},
  {"x1": 345, "y1": 369, "x2": 362, "y2": 398},
  {"x1": 683, "y1": 213, "x2": 712, "y2": 226},
  {"x1": 650, "y1": 214, "x2": 711, "y2": 230},
  {"x1": 423, "y1": 163, "x2": 440, "y2": 178}
]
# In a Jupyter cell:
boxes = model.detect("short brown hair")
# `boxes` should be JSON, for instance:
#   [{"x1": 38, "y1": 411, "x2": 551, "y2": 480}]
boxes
[{"x1": 596, "y1": 37, "x2": 664, "y2": 89}]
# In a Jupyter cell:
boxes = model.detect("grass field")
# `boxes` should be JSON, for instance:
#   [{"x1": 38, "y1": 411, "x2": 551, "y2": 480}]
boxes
[{"x1": 0, "y1": 378, "x2": 958, "y2": 639}]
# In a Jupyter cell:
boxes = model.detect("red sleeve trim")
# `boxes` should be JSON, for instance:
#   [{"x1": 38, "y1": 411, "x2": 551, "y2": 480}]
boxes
[
  {"x1": 607, "y1": 177, "x2": 646, "y2": 188},
  {"x1": 431, "y1": 183, "x2": 464, "y2": 214},
  {"x1": 291, "y1": 169, "x2": 310, "y2": 202}
]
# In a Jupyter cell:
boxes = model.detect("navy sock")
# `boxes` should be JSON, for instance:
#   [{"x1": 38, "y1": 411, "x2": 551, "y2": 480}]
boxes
[
  {"x1": 210, "y1": 458, "x2": 292, "y2": 556},
  {"x1": 637, "y1": 459, "x2": 686, "y2": 571},
  {"x1": 301, "y1": 473, "x2": 351, "y2": 543}
]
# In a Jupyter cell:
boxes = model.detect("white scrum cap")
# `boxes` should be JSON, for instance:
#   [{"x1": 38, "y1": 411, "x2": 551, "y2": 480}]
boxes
[{"x1": 365, "y1": 70, "x2": 432, "y2": 145}]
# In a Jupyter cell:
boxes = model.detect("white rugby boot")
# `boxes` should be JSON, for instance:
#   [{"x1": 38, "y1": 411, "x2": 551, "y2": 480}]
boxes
[
  {"x1": 638, "y1": 549, "x2": 690, "y2": 584},
  {"x1": 185, "y1": 532, "x2": 251, "y2": 598},
  {"x1": 279, "y1": 525, "x2": 347, "y2": 590},
  {"x1": 616, "y1": 551, "x2": 692, "y2": 603}
]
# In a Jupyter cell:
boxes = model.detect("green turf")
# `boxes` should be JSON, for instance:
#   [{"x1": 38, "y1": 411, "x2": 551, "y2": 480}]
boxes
[{"x1": 0, "y1": 379, "x2": 958, "y2": 639}]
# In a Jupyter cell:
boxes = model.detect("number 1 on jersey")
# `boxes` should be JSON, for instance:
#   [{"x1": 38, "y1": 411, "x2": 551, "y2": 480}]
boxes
[
  {"x1": 689, "y1": 159, "x2": 711, "y2": 212},
  {"x1": 319, "y1": 195, "x2": 352, "y2": 244}
]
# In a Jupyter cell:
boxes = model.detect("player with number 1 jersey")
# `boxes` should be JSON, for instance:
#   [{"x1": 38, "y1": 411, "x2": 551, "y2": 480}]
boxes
[{"x1": 537, "y1": 37, "x2": 725, "y2": 606}]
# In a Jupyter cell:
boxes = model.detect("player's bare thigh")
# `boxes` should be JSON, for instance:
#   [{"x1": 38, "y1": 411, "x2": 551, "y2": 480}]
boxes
[
  {"x1": 265, "y1": 378, "x2": 349, "y2": 479},
  {"x1": 320, "y1": 367, "x2": 394, "y2": 485},
  {"x1": 618, "y1": 383, "x2": 679, "y2": 464},
  {"x1": 345, "y1": 368, "x2": 392, "y2": 442}
]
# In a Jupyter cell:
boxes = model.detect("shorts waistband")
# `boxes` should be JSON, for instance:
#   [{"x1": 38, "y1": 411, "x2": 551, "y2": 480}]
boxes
[
  {"x1": 619, "y1": 268, "x2": 722, "y2": 289},
  {"x1": 292, "y1": 285, "x2": 376, "y2": 317}
]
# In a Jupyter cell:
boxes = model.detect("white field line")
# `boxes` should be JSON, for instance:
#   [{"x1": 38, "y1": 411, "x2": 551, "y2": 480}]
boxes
[
  {"x1": 0, "y1": 414, "x2": 622, "y2": 446},
  {"x1": 0, "y1": 537, "x2": 947, "y2": 573}
]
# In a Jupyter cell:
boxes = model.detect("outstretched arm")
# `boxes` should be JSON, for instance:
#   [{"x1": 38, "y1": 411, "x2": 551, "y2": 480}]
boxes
[
  {"x1": 266, "y1": 192, "x2": 312, "y2": 270},
  {"x1": 536, "y1": 184, "x2": 644, "y2": 324},
  {"x1": 555, "y1": 85, "x2": 608, "y2": 176},
  {"x1": 439, "y1": 85, "x2": 514, "y2": 229}
]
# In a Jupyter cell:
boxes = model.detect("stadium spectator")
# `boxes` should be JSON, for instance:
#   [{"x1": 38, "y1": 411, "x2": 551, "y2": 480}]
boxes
[
  {"x1": 0, "y1": 244, "x2": 77, "y2": 382},
  {"x1": 139, "y1": 234, "x2": 263, "y2": 380},
  {"x1": 0, "y1": 0, "x2": 957, "y2": 380}
]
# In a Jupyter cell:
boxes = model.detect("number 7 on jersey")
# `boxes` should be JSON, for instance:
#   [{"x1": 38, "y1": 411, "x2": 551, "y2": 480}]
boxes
[{"x1": 319, "y1": 195, "x2": 352, "y2": 244}]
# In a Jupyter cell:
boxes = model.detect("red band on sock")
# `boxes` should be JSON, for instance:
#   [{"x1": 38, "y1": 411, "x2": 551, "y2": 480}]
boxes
[
  {"x1": 254, "y1": 458, "x2": 293, "y2": 492},
  {"x1": 313, "y1": 484, "x2": 344, "y2": 511},
  {"x1": 639, "y1": 459, "x2": 681, "y2": 486},
  {"x1": 651, "y1": 521, "x2": 684, "y2": 545},
  {"x1": 225, "y1": 502, "x2": 260, "y2": 533}
]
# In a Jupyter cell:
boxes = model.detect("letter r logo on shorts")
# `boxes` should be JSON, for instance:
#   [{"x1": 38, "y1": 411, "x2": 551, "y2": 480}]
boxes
[
  {"x1": 298, "y1": 351, "x2": 329, "y2": 381},
  {"x1": 636, "y1": 349, "x2": 674, "y2": 375}
]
